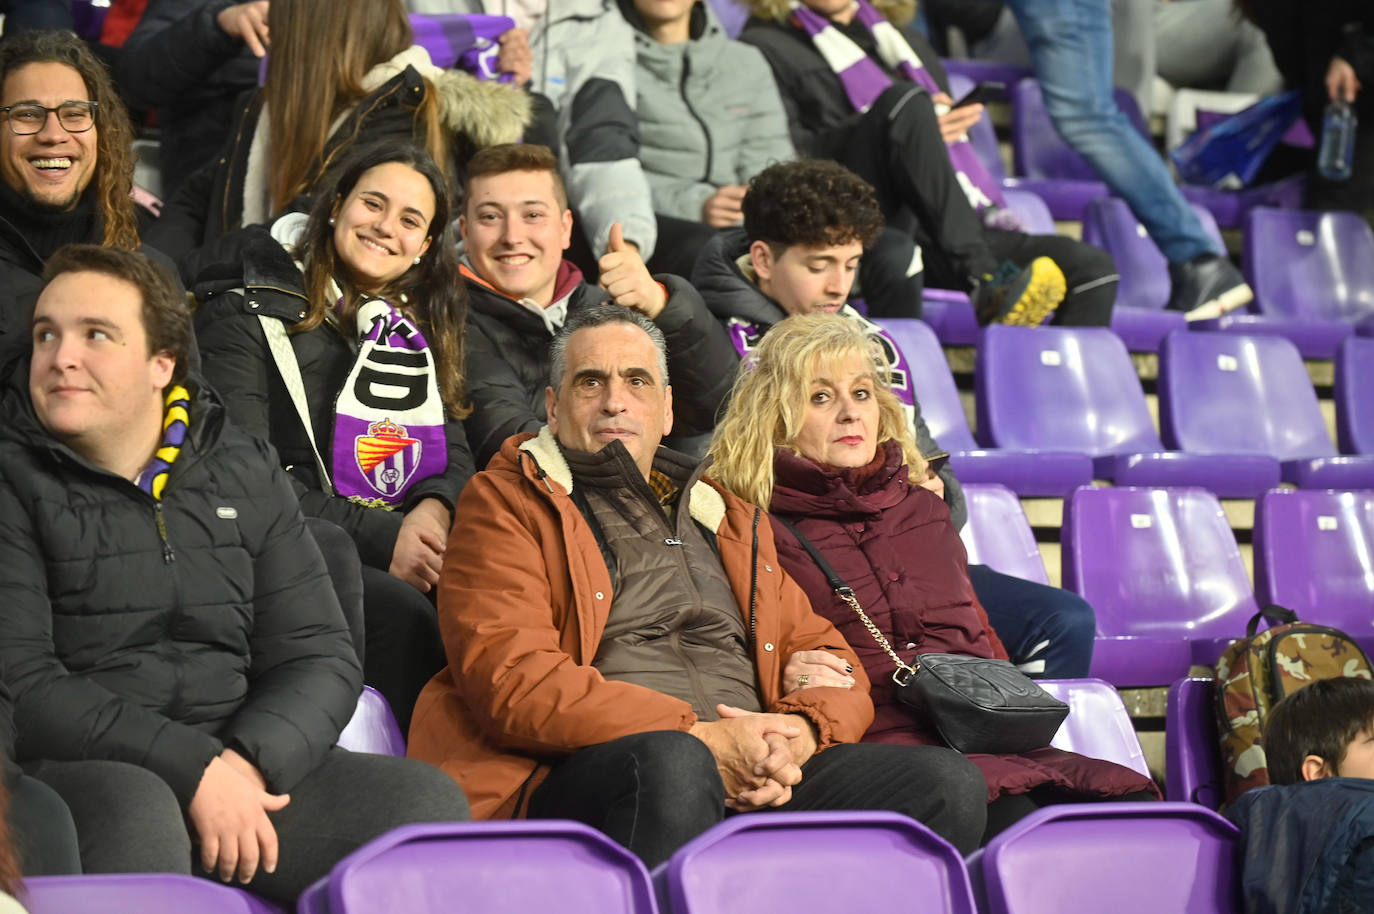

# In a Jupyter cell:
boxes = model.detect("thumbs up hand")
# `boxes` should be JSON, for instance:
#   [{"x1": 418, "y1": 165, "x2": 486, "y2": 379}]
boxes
[{"x1": 598, "y1": 222, "x2": 667, "y2": 319}]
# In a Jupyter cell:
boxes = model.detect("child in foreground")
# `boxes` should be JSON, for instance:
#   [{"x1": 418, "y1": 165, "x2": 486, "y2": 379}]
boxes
[{"x1": 1227, "y1": 677, "x2": 1374, "y2": 914}]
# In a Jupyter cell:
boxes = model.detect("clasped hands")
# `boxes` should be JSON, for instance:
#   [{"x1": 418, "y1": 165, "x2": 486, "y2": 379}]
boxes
[{"x1": 690, "y1": 704, "x2": 818, "y2": 812}]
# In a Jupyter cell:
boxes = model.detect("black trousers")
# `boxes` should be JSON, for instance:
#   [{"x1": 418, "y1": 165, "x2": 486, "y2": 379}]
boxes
[
  {"x1": 359, "y1": 565, "x2": 446, "y2": 736},
  {"x1": 527, "y1": 730, "x2": 987, "y2": 867},
  {"x1": 8, "y1": 773, "x2": 80, "y2": 876},
  {"x1": 836, "y1": 84, "x2": 1117, "y2": 326},
  {"x1": 26, "y1": 749, "x2": 470, "y2": 902}
]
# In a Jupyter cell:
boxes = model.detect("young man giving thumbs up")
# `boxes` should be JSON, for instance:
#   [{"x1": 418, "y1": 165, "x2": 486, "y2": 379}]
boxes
[{"x1": 459, "y1": 143, "x2": 736, "y2": 467}]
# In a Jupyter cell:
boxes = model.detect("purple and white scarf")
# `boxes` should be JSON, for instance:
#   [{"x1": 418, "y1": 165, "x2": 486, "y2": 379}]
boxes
[
  {"x1": 329, "y1": 297, "x2": 448, "y2": 507},
  {"x1": 789, "y1": 0, "x2": 1017, "y2": 226},
  {"x1": 409, "y1": 13, "x2": 516, "y2": 83}
]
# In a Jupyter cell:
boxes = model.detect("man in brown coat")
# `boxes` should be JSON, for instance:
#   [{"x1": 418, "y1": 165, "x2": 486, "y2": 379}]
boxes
[{"x1": 408, "y1": 304, "x2": 987, "y2": 865}]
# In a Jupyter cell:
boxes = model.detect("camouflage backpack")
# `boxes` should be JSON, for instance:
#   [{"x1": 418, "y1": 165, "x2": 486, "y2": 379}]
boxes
[{"x1": 1215, "y1": 606, "x2": 1374, "y2": 805}]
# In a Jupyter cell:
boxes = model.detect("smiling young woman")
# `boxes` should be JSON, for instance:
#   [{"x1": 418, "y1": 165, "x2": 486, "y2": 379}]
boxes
[{"x1": 190, "y1": 141, "x2": 473, "y2": 733}]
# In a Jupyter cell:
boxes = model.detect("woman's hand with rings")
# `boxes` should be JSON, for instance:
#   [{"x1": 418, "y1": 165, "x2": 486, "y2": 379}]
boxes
[{"x1": 782, "y1": 650, "x2": 856, "y2": 695}]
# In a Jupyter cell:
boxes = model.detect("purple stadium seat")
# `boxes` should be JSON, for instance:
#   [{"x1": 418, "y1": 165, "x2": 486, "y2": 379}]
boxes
[
  {"x1": 653, "y1": 812, "x2": 977, "y2": 914},
  {"x1": 1192, "y1": 207, "x2": 1374, "y2": 358},
  {"x1": 1179, "y1": 173, "x2": 1307, "y2": 230},
  {"x1": 1165, "y1": 678, "x2": 1225, "y2": 808},
  {"x1": 706, "y1": 0, "x2": 747, "y2": 37},
  {"x1": 941, "y1": 58, "x2": 1031, "y2": 98},
  {"x1": 1061, "y1": 486, "x2": 1258, "y2": 684},
  {"x1": 336, "y1": 686, "x2": 406, "y2": 756},
  {"x1": 1080, "y1": 197, "x2": 1217, "y2": 352},
  {"x1": 1001, "y1": 188, "x2": 1057, "y2": 235},
  {"x1": 876, "y1": 319, "x2": 1094, "y2": 496},
  {"x1": 1038, "y1": 679, "x2": 1152, "y2": 779},
  {"x1": 1253, "y1": 489, "x2": 1374, "y2": 657},
  {"x1": 23, "y1": 874, "x2": 285, "y2": 914},
  {"x1": 976, "y1": 325, "x2": 1281, "y2": 497},
  {"x1": 1159, "y1": 330, "x2": 1374, "y2": 488},
  {"x1": 959, "y1": 483, "x2": 1050, "y2": 584},
  {"x1": 297, "y1": 821, "x2": 656, "y2": 914},
  {"x1": 918, "y1": 289, "x2": 981, "y2": 346},
  {"x1": 1336, "y1": 336, "x2": 1374, "y2": 454},
  {"x1": 969, "y1": 803, "x2": 1242, "y2": 914}
]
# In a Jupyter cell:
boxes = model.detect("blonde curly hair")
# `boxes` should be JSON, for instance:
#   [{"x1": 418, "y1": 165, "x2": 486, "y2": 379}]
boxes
[{"x1": 708, "y1": 313, "x2": 927, "y2": 509}]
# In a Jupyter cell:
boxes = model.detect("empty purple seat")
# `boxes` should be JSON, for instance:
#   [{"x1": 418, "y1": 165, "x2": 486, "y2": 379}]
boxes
[
  {"x1": 959, "y1": 483, "x2": 1049, "y2": 584},
  {"x1": 1062, "y1": 486, "x2": 1257, "y2": 684},
  {"x1": 1165, "y1": 677, "x2": 1224, "y2": 808},
  {"x1": 1192, "y1": 207, "x2": 1374, "y2": 358},
  {"x1": 1159, "y1": 330, "x2": 1374, "y2": 488},
  {"x1": 917, "y1": 288, "x2": 980, "y2": 346},
  {"x1": 1080, "y1": 197, "x2": 1214, "y2": 352},
  {"x1": 23, "y1": 874, "x2": 285, "y2": 914},
  {"x1": 969, "y1": 803, "x2": 1242, "y2": 914},
  {"x1": 706, "y1": 0, "x2": 747, "y2": 36},
  {"x1": 976, "y1": 325, "x2": 1280, "y2": 497},
  {"x1": 1002, "y1": 187, "x2": 1057, "y2": 235},
  {"x1": 654, "y1": 811, "x2": 976, "y2": 914},
  {"x1": 1038, "y1": 679, "x2": 1152, "y2": 779},
  {"x1": 941, "y1": 58, "x2": 1031, "y2": 98},
  {"x1": 336, "y1": 685, "x2": 406, "y2": 756},
  {"x1": 877, "y1": 319, "x2": 1093, "y2": 495},
  {"x1": 297, "y1": 821, "x2": 655, "y2": 914},
  {"x1": 1254, "y1": 489, "x2": 1374, "y2": 657},
  {"x1": 1336, "y1": 336, "x2": 1374, "y2": 454}
]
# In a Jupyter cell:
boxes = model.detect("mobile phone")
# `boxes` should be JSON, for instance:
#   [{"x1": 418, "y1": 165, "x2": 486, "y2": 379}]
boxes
[{"x1": 952, "y1": 81, "x2": 1004, "y2": 109}]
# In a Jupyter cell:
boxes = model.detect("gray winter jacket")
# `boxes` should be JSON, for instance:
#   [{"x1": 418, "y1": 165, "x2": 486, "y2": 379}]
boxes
[{"x1": 625, "y1": 0, "x2": 794, "y2": 221}]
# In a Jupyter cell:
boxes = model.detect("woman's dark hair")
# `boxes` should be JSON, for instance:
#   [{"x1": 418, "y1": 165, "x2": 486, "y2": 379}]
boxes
[{"x1": 296, "y1": 141, "x2": 469, "y2": 418}]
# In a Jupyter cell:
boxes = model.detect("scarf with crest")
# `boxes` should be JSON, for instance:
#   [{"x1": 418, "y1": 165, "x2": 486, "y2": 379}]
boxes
[{"x1": 788, "y1": 0, "x2": 1020, "y2": 228}]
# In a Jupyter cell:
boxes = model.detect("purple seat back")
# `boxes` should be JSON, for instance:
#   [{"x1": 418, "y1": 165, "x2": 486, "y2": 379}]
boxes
[
  {"x1": 1158, "y1": 330, "x2": 1334, "y2": 459},
  {"x1": 1038, "y1": 679, "x2": 1151, "y2": 778},
  {"x1": 336, "y1": 686, "x2": 406, "y2": 756},
  {"x1": 1336, "y1": 336, "x2": 1374, "y2": 454},
  {"x1": 1165, "y1": 678, "x2": 1224, "y2": 808},
  {"x1": 23, "y1": 875, "x2": 284, "y2": 914},
  {"x1": 656, "y1": 812, "x2": 977, "y2": 914},
  {"x1": 1244, "y1": 207, "x2": 1374, "y2": 323},
  {"x1": 1083, "y1": 197, "x2": 1224, "y2": 311},
  {"x1": 975, "y1": 803, "x2": 1242, "y2": 914},
  {"x1": 315, "y1": 821, "x2": 655, "y2": 914},
  {"x1": 1061, "y1": 486, "x2": 1258, "y2": 656},
  {"x1": 959, "y1": 483, "x2": 1050, "y2": 584},
  {"x1": 1012, "y1": 78, "x2": 1151, "y2": 181},
  {"x1": 976, "y1": 325, "x2": 1162, "y2": 455},
  {"x1": 707, "y1": 0, "x2": 748, "y2": 37},
  {"x1": 1254, "y1": 489, "x2": 1374, "y2": 656},
  {"x1": 1002, "y1": 188, "x2": 1057, "y2": 235},
  {"x1": 872, "y1": 318, "x2": 978, "y2": 451}
]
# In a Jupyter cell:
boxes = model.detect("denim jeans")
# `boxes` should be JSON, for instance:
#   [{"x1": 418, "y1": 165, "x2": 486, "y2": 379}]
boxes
[
  {"x1": 968, "y1": 563, "x2": 1096, "y2": 679},
  {"x1": 1003, "y1": 0, "x2": 1220, "y2": 264}
]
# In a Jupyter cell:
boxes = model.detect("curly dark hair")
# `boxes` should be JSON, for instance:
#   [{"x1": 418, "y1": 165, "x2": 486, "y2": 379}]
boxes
[
  {"x1": 742, "y1": 159, "x2": 884, "y2": 252},
  {"x1": 0, "y1": 31, "x2": 139, "y2": 250}
]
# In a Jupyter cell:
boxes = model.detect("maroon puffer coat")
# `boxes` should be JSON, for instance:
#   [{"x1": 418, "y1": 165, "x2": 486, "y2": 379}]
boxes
[{"x1": 769, "y1": 442, "x2": 1159, "y2": 802}]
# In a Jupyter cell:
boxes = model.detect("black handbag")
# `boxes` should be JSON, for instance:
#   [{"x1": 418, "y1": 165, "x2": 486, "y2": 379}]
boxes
[{"x1": 778, "y1": 519, "x2": 1069, "y2": 755}]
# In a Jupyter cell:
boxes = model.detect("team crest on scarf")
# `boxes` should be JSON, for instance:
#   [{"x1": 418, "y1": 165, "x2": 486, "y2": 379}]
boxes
[{"x1": 355, "y1": 417, "x2": 423, "y2": 498}]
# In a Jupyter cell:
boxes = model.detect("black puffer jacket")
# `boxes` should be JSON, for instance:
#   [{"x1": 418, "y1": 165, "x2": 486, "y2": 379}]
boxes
[
  {"x1": 0, "y1": 370, "x2": 362, "y2": 805},
  {"x1": 691, "y1": 228, "x2": 967, "y2": 530},
  {"x1": 193, "y1": 226, "x2": 475, "y2": 570},
  {"x1": 463, "y1": 268, "x2": 737, "y2": 470}
]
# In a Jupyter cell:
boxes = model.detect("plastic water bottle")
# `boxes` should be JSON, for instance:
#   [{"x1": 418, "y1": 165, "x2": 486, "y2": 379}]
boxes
[{"x1": 1318, "y1": 100, "x2": 1357, "y2": 182}]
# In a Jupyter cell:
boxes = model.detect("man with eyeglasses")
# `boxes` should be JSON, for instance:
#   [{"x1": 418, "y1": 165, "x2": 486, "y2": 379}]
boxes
[{"x1": 0, "y1": 30, "x2": 168, "y2": 366}]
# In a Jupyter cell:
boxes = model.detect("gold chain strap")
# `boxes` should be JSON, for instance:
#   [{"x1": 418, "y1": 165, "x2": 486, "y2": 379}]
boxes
[{"x1": 834, "y1": 588, "x2": 919, "y2": 686}]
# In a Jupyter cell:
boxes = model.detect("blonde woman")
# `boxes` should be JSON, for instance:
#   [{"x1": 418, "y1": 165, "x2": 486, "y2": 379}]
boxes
[{"x1": 709, "y1": 313, "x2": 1159, "y2": 844}]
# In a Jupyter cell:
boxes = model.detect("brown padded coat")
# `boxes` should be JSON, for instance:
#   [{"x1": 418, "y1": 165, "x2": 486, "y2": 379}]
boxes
[{"x1": 406, "y1": 428, "x2": 875, "y2": 820}]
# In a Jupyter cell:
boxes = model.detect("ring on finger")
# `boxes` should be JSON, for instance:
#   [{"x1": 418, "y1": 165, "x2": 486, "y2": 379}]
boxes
[{"x1": 797, "y1": 674, "x2": 810, "y2": 688}]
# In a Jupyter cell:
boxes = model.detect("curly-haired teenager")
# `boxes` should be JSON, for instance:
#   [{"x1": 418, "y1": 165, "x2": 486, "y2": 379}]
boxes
[
  {"x1": 694, "y1": 158, "x2": 1099, "y2": 679},
  {"x1": 0, "y1": 31, "x2": 175, "y2": 353}
]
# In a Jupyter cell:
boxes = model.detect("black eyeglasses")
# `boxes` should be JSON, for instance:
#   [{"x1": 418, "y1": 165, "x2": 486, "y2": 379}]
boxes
[{"x1": 0, "y1": 101, "x2": 98, "y2": 136}]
